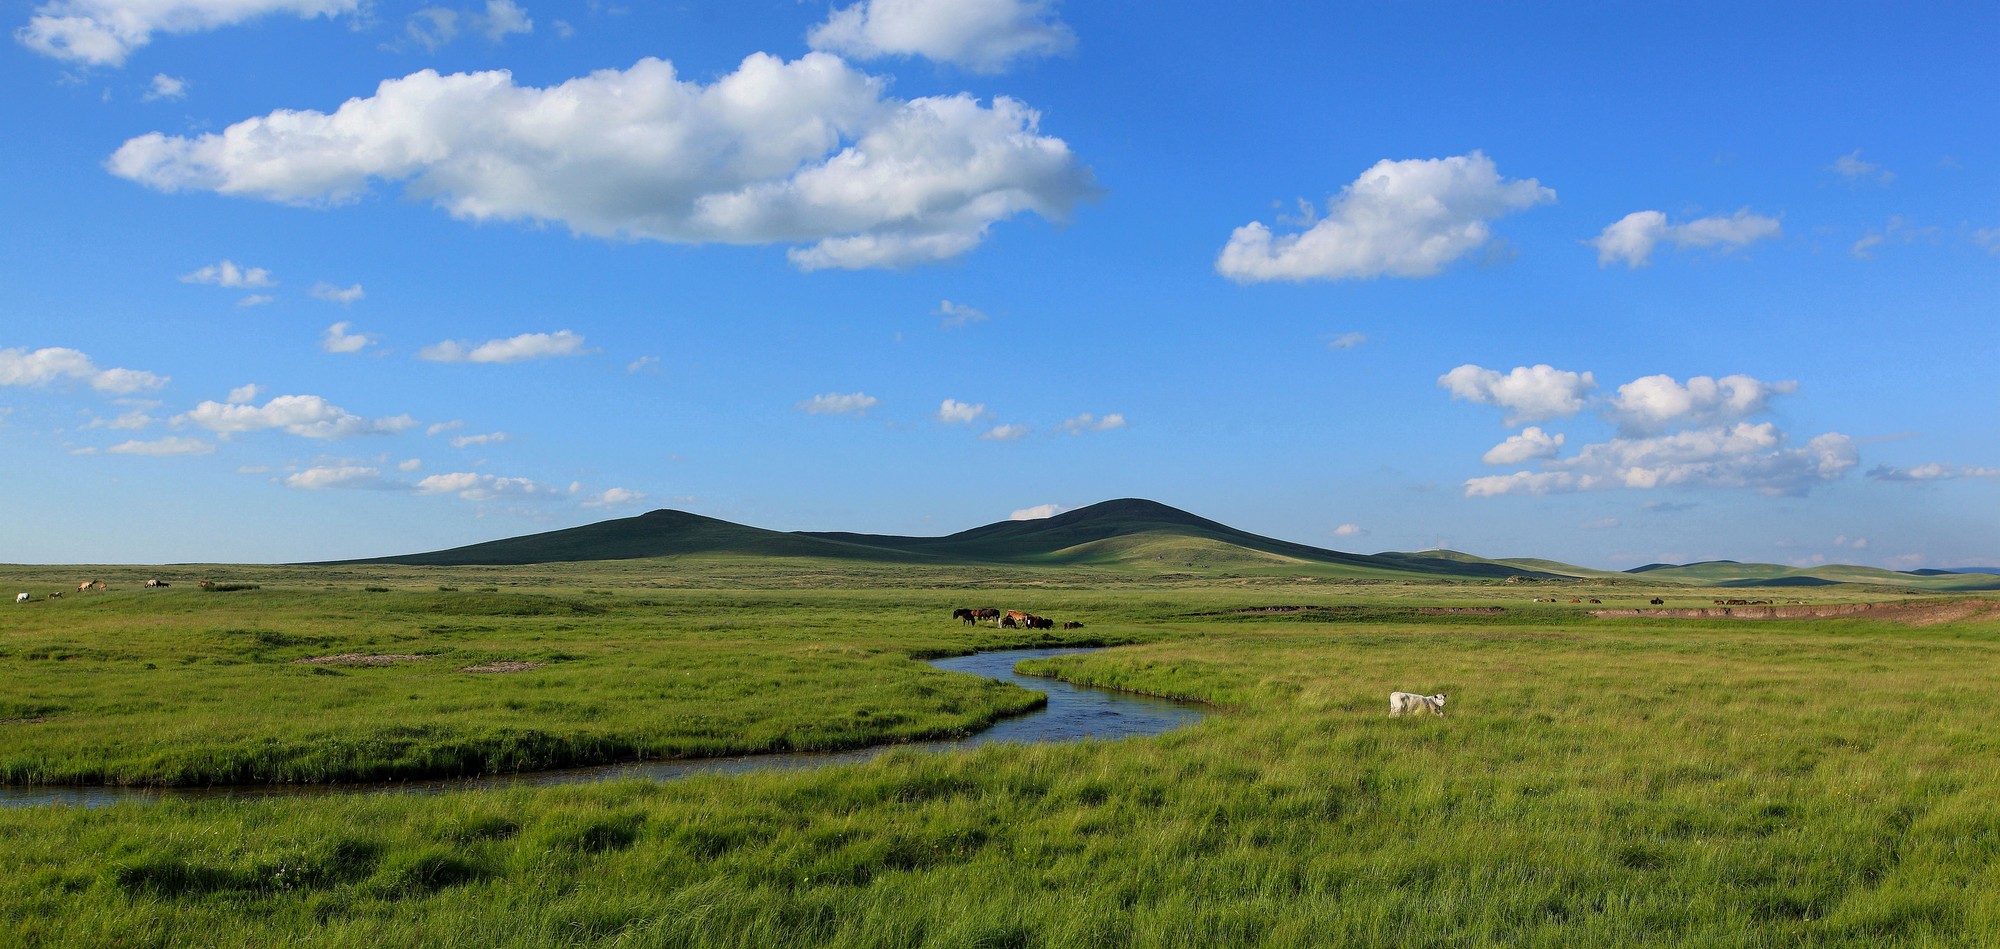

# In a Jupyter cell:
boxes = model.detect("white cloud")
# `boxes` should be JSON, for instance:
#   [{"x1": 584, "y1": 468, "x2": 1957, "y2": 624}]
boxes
[
  {"x1": 416, "y1": 471, "x2": 552, "y2": 500},
  {"x1": 1834, "y1": 535, "x2": 1868, "y2": 549},
  {"x1": 398, "y1": 458, "x2": 422, "y2": 472},
  {"x1": 1439, "y1": 364, "x2": 1595, "y2": 425},
  {"x1": 110, "y1": 54, "x2": 1096, "y2": 272},
  {"x1": 404, "y1": 7, "x2": 458, "y2": 51},
  {"x1": 420, "y1": 331, "x2": 588, "y2": 364},
  {"x1": 236, "y1": 294, "x2": 275, "y2": 307},
  {"x1": 981, "y1": 422, "x2": 1030, "y2": 441},
  {"x1": 1481, "y1": 426, "x2": 1564, "y2": 465},
  {"x1": 1590, "y1": 208, "x2": 1782, "y2": 268},
  {"x1": 426, "y1": 420, "x2": 464, "y2": 436},
  {"x1": 580, "y1": 486, "x2": 647, "y2": 508},
  {"x1": 1325, "y1": 332, "x2": 1367, "y2": 350},
  {"x1": 1830, "y1": 150, "x2": 1894, "y2": 184},
  {"x1": 311, "y1": 282, "x2": 363, "y2": 303},
  {"x1": 627, "y1": 355, "x2": 660, "y2": 373},
  {"x1": 321, "y1": 321, "x2": 375, "y2": 354},
  {"x1": 1009, "y1": 502, "x2": 1066, "y2": 520},
  {"x1": 0, "y1": 345, "x2": 167, "y2": 394},
  {"x1": 143, "y1": 73, "x2": 187, "y2": 101},
  {"x1": 179, "y1": 394, "x2": 415, "y2": 439},
  {"x1": 1850, "y1": 216, "x2": 1937, "y2": 260},
  {"x1": 478, "y1": 0, "x2": 530, "y2": 42},
  {"x1": 105, "y1": 435, "x2": 212, "y2": 456},
  {"x1": 226, "y1": 383, "x2": 261, "y2": 404},
  {"x1": 1216, "y1": 152, "x2": 1553, "y2": 283},
  {"x1": 450, "y1": 431, "x2": 507, "y2": 448},
  {"x1": 1332, "y1": 523, "x2": 1368, "y2": 538},
  {"x1": 1868, "y1": 462, "x2": 2000, "y2": 482},
  {"x1": 1606, "y1": 373, "x2": 1797, "y2": 435},
  {"x1": 1059, "y1": 412, "x2": 1125, "y2": 434},
  {"x1": 937, "y1": 398, "x2": 987, "y2": 424},
  {"x1": 936, "y1": 299, "x2": 988, "y2": 329},
  {"x1": 284, "y1": 465, "x2": 388, "y2": 490},
  {"x1": 1580, "y1": 517, "x2": 1620, "y2": 529},
  {"x1": 404, "y1": 0, "x2": 530, "y2": 50},
  {"x1": 181, "y1": 260, "x2": 273, "y2": 288},
  {"x1": 86, "y1": 408, "x2": 157, "y2": 430},
  {"x1": 17, "y1": 0, "x2": 361, "y2": 66},
  {"x1": 808, "y1": 0, "x2": 1074, "y2": 73},
  {"x1": 797, "y1": 391, "x2": 880, "y2": 416},
  {"x1": 1465, "y1": 424, "x2": 1857, "y2": 498},
  {"x1": 1973, "y1": 227, "x2": 2000, "y2": 254}
]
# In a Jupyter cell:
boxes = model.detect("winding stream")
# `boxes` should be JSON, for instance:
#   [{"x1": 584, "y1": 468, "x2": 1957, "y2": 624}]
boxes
[{"x1": 1, "y1": 647, "x2": 1205, "y2": 808}]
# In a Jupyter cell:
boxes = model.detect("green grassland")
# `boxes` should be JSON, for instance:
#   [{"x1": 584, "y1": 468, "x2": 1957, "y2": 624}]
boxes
[{"x1": 3, "y1": 559, "x2": 1999, "y2": 947}]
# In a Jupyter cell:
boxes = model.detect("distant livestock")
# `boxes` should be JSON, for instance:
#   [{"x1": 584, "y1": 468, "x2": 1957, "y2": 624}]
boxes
[
  {"x1": 1650, "y1": 598, "x2": 1665, "y2": 605},
  {"x1": 78, "y1": 581, "x2": 105, "y2": 592},
  {"x1": 1062, "y1": 621, "x2": 1084, "y2": 630},
  {"x1": 145, "y1": 579, "x2": 169, "y2": 589},
  {"x1": 48, "y1": 592, "x2": 61, "y2": 600},
  {"x1": 14, "y1": 593, "x2": 28, "y2": 604},
  {"x1": 1389, "y1": 692, "x2": 1447, "y2": 717}
]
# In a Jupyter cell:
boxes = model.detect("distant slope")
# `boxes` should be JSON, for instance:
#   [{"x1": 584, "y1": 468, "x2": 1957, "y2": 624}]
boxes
[
  {"x1": 322, "y1": 509, "x2": 929, "y2": 566},
  {"x1": 315, "y1": 498, "x2": 2000, "y2": 590},
  {"x1": 1619, "y1": 560, "x2": 2000, "y2": 592},
  {"x1": 800, "y1": 499, "x2": 1530, "y2": 578}
]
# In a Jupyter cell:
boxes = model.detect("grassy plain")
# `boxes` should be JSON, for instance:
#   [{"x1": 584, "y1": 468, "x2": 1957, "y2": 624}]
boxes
[{"x1": 3, "y1": 558, "x2": 1999, "y2": 946}]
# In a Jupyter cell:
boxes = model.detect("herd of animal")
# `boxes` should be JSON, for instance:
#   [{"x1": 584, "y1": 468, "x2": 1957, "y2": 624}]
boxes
[
  {"x1": 951, "y1": 608, "x2": 1083, "y2": 630},
  {"x1": 12, "y1": 579, "x2": 202, "y2": 603}
]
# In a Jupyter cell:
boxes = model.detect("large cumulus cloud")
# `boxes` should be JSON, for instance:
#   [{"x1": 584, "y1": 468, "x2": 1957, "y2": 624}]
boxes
[{"x1": 109, "y1": 53, "x2": 1097, "y2": 270}]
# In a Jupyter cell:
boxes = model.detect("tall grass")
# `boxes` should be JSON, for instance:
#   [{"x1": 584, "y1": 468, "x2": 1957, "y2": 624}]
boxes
[{"x1": 3, "y1": 566, "x2": 1998, "y2": 945}]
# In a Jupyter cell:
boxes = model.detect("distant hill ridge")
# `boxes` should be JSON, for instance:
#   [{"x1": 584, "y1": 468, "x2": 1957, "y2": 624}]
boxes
[{"x1": 319, "y1": 498, "x2": 2000, "y2": 590}]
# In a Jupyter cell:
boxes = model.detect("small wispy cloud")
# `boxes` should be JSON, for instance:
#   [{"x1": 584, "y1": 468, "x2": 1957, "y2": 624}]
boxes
[
  {"x1": 1829, "y1": 150, "x2": 1894, "y2": 184},
  {"x1": 1059, "y1": 412, "x2": 1126, "y2": 435},
  {"x1": 1010, "y1": 503, "x2": 1068, "y2": 521},
  {"x1": 981, "y1": 423, "x2": 1030, "y2": 441},
  {"x1": 1326, "y1": 332, "x2": 1367, "y2": 350},
  {"x1": 450, "y1": 431, "x2": 508, "y2": 448},
  {"x1": 321, "y1": 322, "x2": 375, "y2": 354},
  {"x1": 142, "y1": 73, "x2": 188, "y2": 101},
  {"x1": 936, "y1": 299, "x2": 988, "y2": 329},
  {"x1": 420, "y1": 330, "x2": 589, "y2": 364},
  {"x1": 181, "y1": 260, "x2": 274, "y2": 288},
  {"x1": 937, "y1": 399, "x2": 987, "y2": 424},
  {"x1": 797, "y1": 392, "x2": 880, "y2": 416},
  {"x1": 311, "y1": 282, "x2": 364, "y2": 304}
]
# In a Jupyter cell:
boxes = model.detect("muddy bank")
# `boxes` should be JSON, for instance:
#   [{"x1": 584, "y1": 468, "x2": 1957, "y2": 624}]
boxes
[{"x1": 1590, "y1": 600, "x2": 2000, "y2": 626}]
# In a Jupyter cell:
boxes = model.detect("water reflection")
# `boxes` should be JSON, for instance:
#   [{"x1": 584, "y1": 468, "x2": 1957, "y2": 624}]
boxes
[{"x1": 2, "y1": 647, "x2": 1204, "y2": 808}]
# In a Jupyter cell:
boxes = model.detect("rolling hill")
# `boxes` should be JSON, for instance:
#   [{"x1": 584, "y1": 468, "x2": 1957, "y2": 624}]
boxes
[{"x1": 324, "y1": 498, "x2": 2000, "y2": 590}]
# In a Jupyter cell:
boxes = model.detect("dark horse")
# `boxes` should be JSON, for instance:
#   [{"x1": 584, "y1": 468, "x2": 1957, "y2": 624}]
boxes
[{"x1": 953, "y1": 608, "x2": 1001, "y2": 625}]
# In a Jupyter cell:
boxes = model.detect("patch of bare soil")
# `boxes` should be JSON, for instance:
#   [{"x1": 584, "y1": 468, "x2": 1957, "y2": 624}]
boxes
[
  {"x1": 0, "y1": 716, "x2": 56, "y2": 726},
  {"x1": 1418, "y1": 607, "x2": 1506, "y2": 615},
  {"x1": 459, "y1": 661, "x2": 545, "y2": 674},
  {"x1": 1590, "y1": 600, "x2": 2000, "y2": 626},
  {"x1": 293, "y1": 654, "x2": 428, "y2": 666}
]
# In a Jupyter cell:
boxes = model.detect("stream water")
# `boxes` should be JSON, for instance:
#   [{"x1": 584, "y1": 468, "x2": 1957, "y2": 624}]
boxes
[{"x1": 1, "y1": 647, "x2": 1206, "y2": 808}]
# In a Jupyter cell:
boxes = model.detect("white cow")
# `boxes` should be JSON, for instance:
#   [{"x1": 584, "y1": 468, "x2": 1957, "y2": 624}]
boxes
[
  {"x1": 14, "y1": 593, "x2": 28, "y2": 604},
  {"x1": 1389, "y1": 691, "x2": 1447, "y2": 716}
]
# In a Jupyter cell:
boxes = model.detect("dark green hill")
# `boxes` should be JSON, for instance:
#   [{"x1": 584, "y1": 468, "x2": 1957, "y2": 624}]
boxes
[
  {"x1": 799, "y1": 499, "x2": 1514, "y2": 577},
  {"x1": 322, "y1": 509, "x2": 927, "y2": 566}
]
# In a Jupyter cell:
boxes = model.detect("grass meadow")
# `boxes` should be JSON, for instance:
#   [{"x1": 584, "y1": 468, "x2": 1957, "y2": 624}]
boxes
[{"x1": 2, "y1": 560, "x2": 1998, "y2": 946}]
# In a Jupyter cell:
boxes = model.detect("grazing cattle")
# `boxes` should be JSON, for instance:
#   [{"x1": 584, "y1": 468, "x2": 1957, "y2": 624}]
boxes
[
  {"x1": 1389, "y1": 691, "x2": 1447, "y2": 717},
  {"x1": 15, "y1": 593, "x2": 29, "y2": 604},
  {"x1": 1062, "y1": 621, "x2": 1084, "y2": 630},
  {"x1": 1004, "y1": 610, "x2": 1032, "y2": 626},
  {"x1": 48, "y1": 592, "x2": 61, "y2": 600},
  {"x1": 1649, "y1": 598, "x2": 1664, "y2": 606},
  {"x1": 145, "y1": 579, "x2": 169, "y2": 589},
  {"x1": 1000, "y1": 616, "x2": 1018, "y2": 629},
  {"x1": 1568, "y1": 598, "x2": 1582, "y2": 604},
  {"x1": 1587, "y1": 598, "x2": 1602, "y2": 604},
  {"x1": 1029, "y1": 616, "x2": 1054, "y2": 630}
]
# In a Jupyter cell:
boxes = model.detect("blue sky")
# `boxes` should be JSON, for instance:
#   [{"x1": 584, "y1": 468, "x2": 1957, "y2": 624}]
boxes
[{"x1": 3, "y1": 0, "x2": 1996, "y2": 567}]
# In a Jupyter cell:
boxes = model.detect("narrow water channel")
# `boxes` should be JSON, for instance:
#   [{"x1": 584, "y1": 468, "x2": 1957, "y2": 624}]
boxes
[{"x1": 1, "y1": 647, "x2": 1206, "y2": 808}]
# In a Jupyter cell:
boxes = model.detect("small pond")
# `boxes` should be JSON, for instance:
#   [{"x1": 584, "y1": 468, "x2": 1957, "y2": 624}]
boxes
[{"x1": 1, "y1": 647, "x2": 1205, "y2": 808}]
